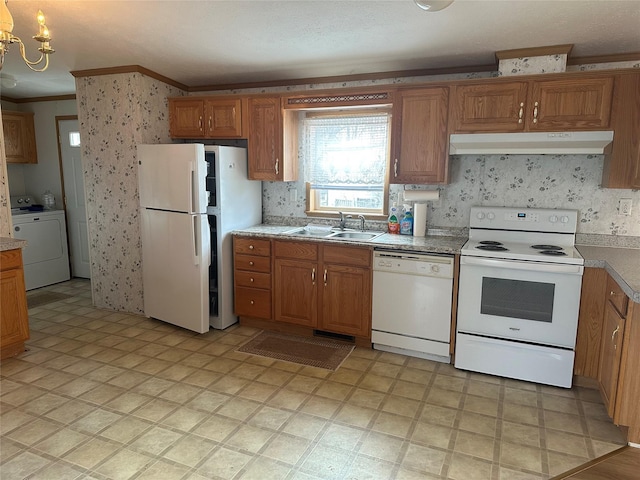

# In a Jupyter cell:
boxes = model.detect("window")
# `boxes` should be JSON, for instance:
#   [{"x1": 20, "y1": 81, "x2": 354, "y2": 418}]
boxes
[
  {"x1": 303, "y1": 109, "x2": 391, "y2": 217},
  {"x1": 68, "y1": 132, "x2": 81, "y2": 147}
]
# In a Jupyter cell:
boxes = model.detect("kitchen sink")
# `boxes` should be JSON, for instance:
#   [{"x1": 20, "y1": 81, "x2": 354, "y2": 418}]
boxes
[
  {"x1": 327, "y1": 231, "x2": 385, "y2": 241},
  {"x1": 280, "y1": 227, "x2": 385, "y2": 242}
]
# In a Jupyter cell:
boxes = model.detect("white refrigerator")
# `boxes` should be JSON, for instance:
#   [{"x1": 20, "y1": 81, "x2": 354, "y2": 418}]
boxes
[{"x1": 137, "y1": 144, "x2": 262, "y2": 333}]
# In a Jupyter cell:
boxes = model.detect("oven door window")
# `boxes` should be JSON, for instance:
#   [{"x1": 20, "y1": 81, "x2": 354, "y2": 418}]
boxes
[{"x1": 481, "y1": 277, "x2": 554, "y2": 323}]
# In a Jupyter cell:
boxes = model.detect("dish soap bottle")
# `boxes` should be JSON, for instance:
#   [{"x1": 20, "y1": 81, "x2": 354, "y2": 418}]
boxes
[
  {"x1": 400, "y1": 205, "x2": 413, "y2": 235},
  {"x1": 388, "y1": 205, "x2": 400, "y2": 234}
]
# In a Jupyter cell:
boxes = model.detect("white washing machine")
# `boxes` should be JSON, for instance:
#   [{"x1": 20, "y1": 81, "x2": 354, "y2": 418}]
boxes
[{"x1": 12, "y1": 209, "x2": 71, "y2": 290}]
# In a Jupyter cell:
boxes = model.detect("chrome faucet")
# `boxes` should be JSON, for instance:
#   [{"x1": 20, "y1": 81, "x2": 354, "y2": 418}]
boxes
[
  {"x1": 357, "y1": 214, "x2": 366, "y2": 231},
  {"x1": 337, "y1": 211, "x2": 352, "y2": 230}
]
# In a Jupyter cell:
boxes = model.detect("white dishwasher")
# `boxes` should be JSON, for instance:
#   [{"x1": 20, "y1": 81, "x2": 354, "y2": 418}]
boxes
[{"x1": 372, "y1": 249, "x2": 454, "y2": 362}]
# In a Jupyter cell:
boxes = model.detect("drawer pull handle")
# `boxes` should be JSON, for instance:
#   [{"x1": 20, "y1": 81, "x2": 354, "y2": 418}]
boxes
[
  {"x1": 518, "y1": 102, "x2": 524, "y2": 124},
  {"x1": 249, "y1": 261, "x2": 254, "y2": 266},
  {"x1": 249, "y1": 245, "x2": 254, "y2": 250},
  {"x1": 323, "y1": 269, "x2": 327, "y2": 285},
  {"x1": 533, "y1": 101, "x2": 539, "y2": 124},
  {"x1": 311, "y1": 267, "x2": 316, "y2": 285},
  {"x1": 393, "y1": 158, "x2": 398, "y2": 177},
  {"x1": 612, "y1": 326, "x2": 620, "y2": 348}
]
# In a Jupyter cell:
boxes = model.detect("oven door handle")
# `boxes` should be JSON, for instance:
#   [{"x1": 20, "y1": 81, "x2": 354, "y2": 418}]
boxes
[{"x1": 460, "y1": 256, "x2": 584, "y2": 274}]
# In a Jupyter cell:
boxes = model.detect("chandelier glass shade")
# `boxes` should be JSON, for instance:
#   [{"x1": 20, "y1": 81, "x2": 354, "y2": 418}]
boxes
[{"x1": 0, "y1": 0, "x2": 54, "y2": 72}]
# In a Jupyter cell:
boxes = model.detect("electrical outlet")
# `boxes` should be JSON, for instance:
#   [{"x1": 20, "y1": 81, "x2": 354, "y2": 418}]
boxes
[
  {"x1": 289, "y1": 189, "x2": 298, "y2": 203},
  {"x1": 619, "y1": 198, "x2": 632, "y2": 216}
]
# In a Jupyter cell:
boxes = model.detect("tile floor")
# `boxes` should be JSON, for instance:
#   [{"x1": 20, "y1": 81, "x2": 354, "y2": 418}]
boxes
[{"x1": 0, "y1": 279, "x2": 627, "y2": 480}]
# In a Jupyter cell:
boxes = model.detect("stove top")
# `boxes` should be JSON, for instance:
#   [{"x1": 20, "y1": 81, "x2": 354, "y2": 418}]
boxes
[{"x1": 462, "y1": 206, "x2": 583, "y2": 265}]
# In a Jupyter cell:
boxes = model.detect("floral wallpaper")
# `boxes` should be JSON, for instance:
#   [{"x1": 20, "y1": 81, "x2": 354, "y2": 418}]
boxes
[
  {"x1": 498, "y1": 55, "x2": 568, "y2": 76},
  {"x1": 0, "y1": 106, "x2": 11, "y2": 237},
  {"x1": 75, "y1": 73, "x2": 184, "y2": 313}
]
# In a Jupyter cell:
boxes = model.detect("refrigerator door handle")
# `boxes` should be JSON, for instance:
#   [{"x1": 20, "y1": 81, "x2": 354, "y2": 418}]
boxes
[
  {"x1": 191, "y1": 168, "x2": 197, "y2": 214},
  {"x1": 192, "y1": 215, "x2": 200, "y2": 265}
]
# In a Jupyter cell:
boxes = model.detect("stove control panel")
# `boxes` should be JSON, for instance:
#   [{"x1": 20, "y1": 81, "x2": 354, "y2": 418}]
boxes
[{"x1": 470, "y1": 206, "x2": 578, "y2": 234}]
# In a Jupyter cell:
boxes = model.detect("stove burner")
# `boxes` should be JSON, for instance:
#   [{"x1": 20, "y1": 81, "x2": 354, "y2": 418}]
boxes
[
  {"x1": 479, "y1": 241, "x2": 503, "y2": 246},
  {"x1": 539, "y1": 250, "x2": 567, "y2": 256},
  {"x1": 476, "y1": 245, "x2": 508, "y2": 251},
  {"x1": 531, "y1": 244, "x2": 563, "y2": 251}
]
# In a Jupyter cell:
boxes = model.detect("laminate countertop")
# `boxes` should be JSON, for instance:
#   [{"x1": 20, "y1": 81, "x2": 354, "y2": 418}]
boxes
[
  {"x1": 0, "y1": 237, "x2": 27, "y2": 252},
  {"x1": 577, "y1": 245, "x2": 640, "y2": 303},
  {"x1": 233, "y1": 225, "x2": 467, "y2": 256}
]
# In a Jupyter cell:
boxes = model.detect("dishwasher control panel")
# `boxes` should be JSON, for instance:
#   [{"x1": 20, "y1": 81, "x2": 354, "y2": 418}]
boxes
[{"x1": 373, "y1": 250, "x2": 454, "y2": 278}]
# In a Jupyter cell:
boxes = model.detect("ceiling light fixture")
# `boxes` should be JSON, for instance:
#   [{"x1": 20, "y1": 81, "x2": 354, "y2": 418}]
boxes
[
  {"x1": 414, "y1": 0, "x2": 454, "y2": 12},
  {"x1": 0, "y1": 0, "x2": 54, "y2": 72}
]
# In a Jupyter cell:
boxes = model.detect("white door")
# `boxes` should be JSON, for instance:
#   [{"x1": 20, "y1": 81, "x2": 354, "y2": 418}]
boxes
[{"x1": 58, "y1": 118, "x2": 91, "y2": 278}]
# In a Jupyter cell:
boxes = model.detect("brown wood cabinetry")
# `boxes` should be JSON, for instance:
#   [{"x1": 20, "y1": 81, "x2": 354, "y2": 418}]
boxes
[
  {"x1": 391, "y1": 87, "x2": 450, "y2": 184},
  {"x1": 270, "y1": 239, "x2": 372, "y2": 341},
  {"x1": 233, "y1": 237, "x2": 272, "y2": 319},
  {"x1": 574, "y1": 268, "x2": 607, "y2": 377},
  {"x1": 602, "y1": 71, "x2": 640, "y2": 189},
  {"x1": 450, "y1": 75, "x2": 613, "y2": 133},
  {"x1": 2, "y1": 111, "x2": 38, "y2": 164},
  {"x1": 1, "y1": 249, "x2": 29, "y2": 360},
  {"x1": 246, "y1": 97, "x2": 297, "y2": 181},
  {"x1": 169, "y1": 97, "x2": 244, "y2": 138}
]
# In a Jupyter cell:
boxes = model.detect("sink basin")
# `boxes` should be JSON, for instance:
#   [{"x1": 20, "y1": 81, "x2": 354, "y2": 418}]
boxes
[
  {"x1": 327, "y1": 231, "x2": 385, "y2": 241},
  {"x1": 281, "y1": 227, "x2": 333, "y2": 237}
]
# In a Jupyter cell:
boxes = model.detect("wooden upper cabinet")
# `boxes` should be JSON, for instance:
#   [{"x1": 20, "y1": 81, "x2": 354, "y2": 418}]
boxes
[
  {"x1": 2, "y1": 111, "x2": 38, "y2": 164},
  {"x1": 602, "y1": 71, "x2": 640, "y2": 189},
  {"x1": 450, "y1": 74, "x2": 614, "y2": 133},
  {"x1": 529, "y1": 77, "x2": 613, "y2": 130},
  {"x1": 391, "y1": 87, "x2": 450, "y2": 184},
  {"x1": 169, "y1": 97, "x2": 243, "y2": 138},
  {"x1": 247, "y1": 96, "x2": 297, "y2": 181},
  {"x1": 450, "y1": 82, "x2": 528, "y2": 133}
]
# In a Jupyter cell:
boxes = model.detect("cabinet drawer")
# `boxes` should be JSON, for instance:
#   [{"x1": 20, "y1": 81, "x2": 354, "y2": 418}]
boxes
[
  {"x1": 234, "y1": 237, "x2": 271, "y2": 256},
  {"x1": 235, "y1": 287, "x2": 272, "y2": 319},
  {"x1": 274, "y1": 240, "x2": 318, "y2": 260},
  {"x1": 323, "y1": 245, "x2": 371, "y2": 267},
  {"x1": 235, "y1": 271, "x2": 271, "y2": 290},
  {"x1": 235, "y1": 254, "x2": 271, "y2": 273},
  {"x1": 607, "y1": 275, "x2": 629, "y2": 318}
]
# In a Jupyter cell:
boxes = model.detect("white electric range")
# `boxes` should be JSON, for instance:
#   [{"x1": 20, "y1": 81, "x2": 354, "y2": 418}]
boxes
[{"x1": 455, "y1": 206, "x2": 584, "y2": 388}]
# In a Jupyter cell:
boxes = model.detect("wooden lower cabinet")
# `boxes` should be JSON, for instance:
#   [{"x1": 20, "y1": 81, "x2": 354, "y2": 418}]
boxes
[
  {"x1": 598, "y1": 300, "x2": 625, "y2": 417},
  {"x1": 1, "y1": 249, "x2": 30, "y2": 360},
  {"x1": 577, "y1": 269, "x2": 640, "y2": 443},
  {"x1": 249, "y1": 238, "x2": 373, "y2": 343},
  {"x1": 233, "y1": 237, "x2": 272, "y2": 320}
]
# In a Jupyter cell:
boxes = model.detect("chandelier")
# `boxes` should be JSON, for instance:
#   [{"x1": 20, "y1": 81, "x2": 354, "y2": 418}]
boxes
[{"x1": 0, "y1": 0, "x2": 54, "y2": 72}]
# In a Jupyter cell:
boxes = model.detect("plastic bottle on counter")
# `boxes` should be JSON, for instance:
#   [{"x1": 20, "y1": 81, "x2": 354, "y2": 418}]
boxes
[
  {"x1": 42, "y1": 190, "x2": 55, "y2": 210},
  {"x1": 388, "y1": 205, "x2": 400, "y2": 234},
  {"x1": 400, "y1": 206, "x2": 413, "y2": 235}
]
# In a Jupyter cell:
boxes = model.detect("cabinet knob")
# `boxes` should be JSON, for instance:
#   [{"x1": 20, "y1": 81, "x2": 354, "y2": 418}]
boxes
[
  {"x1": 249, "y1": 261, "x2": 254, "y2": 266},
  {"x1": 250, "y1": 300, "x2": 255, "y2": 305},
  {"x1": 610, "y1": 291, "x2": 615, "y2": 296},
  {"x1": 250, "y1": 278, "x2": 254, "y2": 283},
  {"x1": 249, "y1": 245, "x2": 254, "y2": 250}
]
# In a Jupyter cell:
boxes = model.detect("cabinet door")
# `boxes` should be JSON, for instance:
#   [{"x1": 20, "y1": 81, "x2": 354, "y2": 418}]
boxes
[
  {"x1": 274, "y1": 258, "x2": 317, "y2": 327},
  {"x1": 205, "y1": 98, "x2": 243, "y2": 138},
  {"x1": 247, "y1": 97, "x2": 283, "y2": 180},
  {"x1": 0, "y1": 265, "x2": 30, "y2": 352},
  {"x1": 449, "y1": 82, "x2": 528, "y2": 133},
  {"x1": 529, "y1": 77, "x2": 614, "y2": 131},
  {"x1": 169, "y1": 99, "x2": 205, "y2": 137},
  {"x1": 2, "y1": 112, "x2": 37, "y2": 164},
  {"x1": 391, "y1": 87, "x2": 450, "y2": 184},
  {"x1": 319, "y1": 263, "x2": 371, "y2": 337},
  {"x1": 598, "y1": 301, "x2": 625, "y2": 417}
]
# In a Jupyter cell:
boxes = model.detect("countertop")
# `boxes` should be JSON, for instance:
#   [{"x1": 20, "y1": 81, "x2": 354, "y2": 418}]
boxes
[
  {"x1": 577, "y1": 245, "x2": 640, "y2": 303},
  {"x1": 0, "y1": 237, "x2": 27, "y2": 252},
  {"x1": 234, "y1": 225, "x2": 640, "y2": 302},
  {"x1": 233, "y1": 225, "x2": 467, "y2": 256}
]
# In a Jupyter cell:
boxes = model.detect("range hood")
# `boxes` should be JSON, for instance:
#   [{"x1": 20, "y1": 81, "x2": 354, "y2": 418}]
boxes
[{"x1": 449, "y1": 131, "x2": 614, "y2": 155}]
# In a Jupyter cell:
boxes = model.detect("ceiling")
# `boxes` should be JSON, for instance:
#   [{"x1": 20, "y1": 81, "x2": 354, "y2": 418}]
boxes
[{"x1": 1, "y1": 0, "x2": 639, "y2": 100}]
